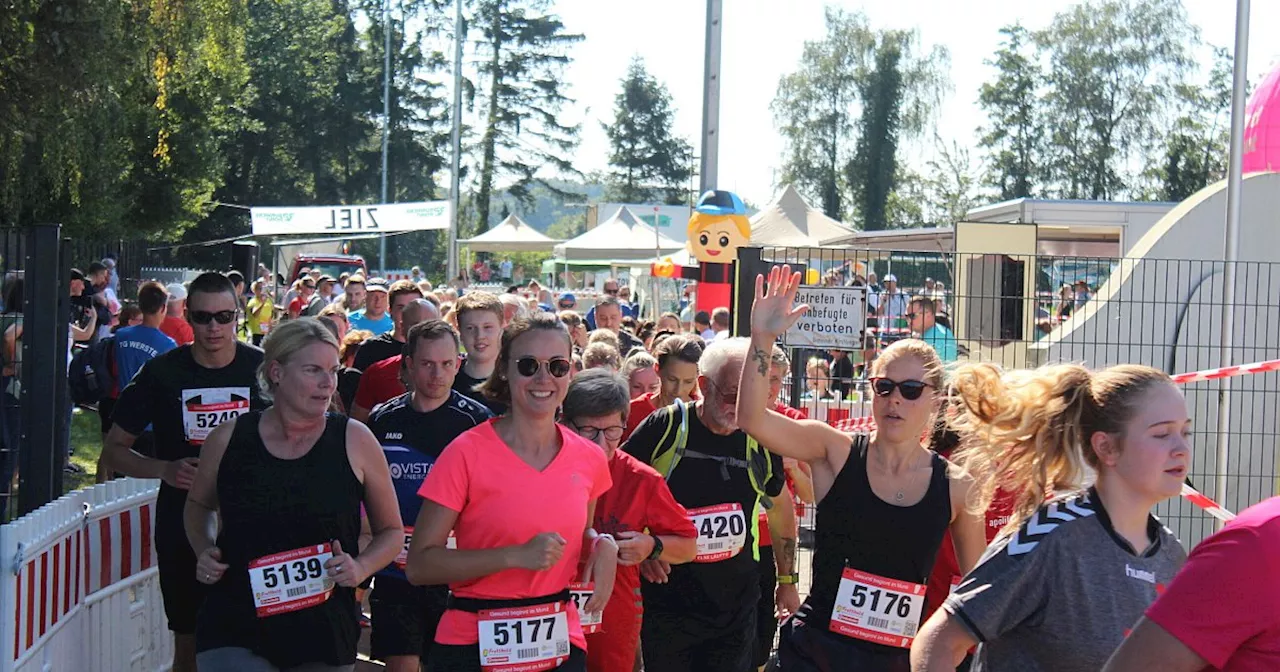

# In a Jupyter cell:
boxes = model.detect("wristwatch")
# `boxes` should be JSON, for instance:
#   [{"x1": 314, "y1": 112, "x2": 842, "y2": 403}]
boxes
[
  {"x1": 776, "y1": 572, "x2": 801, "y2": 585},
  {"x1": 646, "y1": 535, "x2": 664, "y2": 561}
]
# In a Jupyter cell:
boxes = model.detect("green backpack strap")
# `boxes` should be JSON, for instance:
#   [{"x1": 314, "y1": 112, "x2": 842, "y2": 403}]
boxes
[{"x1": 650, "y1": 398, "x2": 690, "y2": 480}]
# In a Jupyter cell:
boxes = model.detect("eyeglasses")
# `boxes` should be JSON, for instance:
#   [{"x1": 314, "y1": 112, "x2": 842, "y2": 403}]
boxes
[
  {"x1": 571, "y1": 423, "x2": 625, "y2": 442},
  {"x1": 603, "y1": 287, "x2": 619, "y2": 296},
  {"x1": 905, "y1": 313, "x2": 917, "y2": 320},
  {"x1": 870, "y1": 377, "x2": 932, "y2": 401},
  {"x1": 703, "y1": 377, "x2": 738, "y2": 406},
  {"x1": 189, "y1": 310, "x2": 237, "y2": 325},
  {"x1": 515, "y1": 356, "x2": 572, "y2": 378}
]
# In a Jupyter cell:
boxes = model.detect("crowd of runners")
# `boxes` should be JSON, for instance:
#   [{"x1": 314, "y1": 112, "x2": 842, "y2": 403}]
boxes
[{"x1": 86, "y1": 263, "x2": 1277, "y2": 672}]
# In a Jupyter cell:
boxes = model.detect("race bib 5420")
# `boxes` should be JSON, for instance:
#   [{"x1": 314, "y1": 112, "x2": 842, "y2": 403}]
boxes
[
  {"x1": 829, "y1": 568, "x2": 926, "y2": 648},
  {"x1": 248, "y1": 543, "x2": 334, "y2": 618},
  {"x1": 181, "y1": 387, "x2": 251, "y2": 444},
  {"x1": 477, "y1": 601, "x2": 570, "y2": 672},
  {"x1": 688, "y1": 503, "x2": 747, "y2": 563}
]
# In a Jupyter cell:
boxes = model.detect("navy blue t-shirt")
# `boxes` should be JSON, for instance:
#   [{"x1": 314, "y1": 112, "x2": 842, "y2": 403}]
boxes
[{"x1": 367, "y1": 389, "x2": 492, "y2": 581}]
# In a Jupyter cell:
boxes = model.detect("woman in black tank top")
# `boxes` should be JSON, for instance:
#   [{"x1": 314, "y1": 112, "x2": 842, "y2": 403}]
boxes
[
  {"x1": 735, "y1": 266, "x2": 988, "y2": 671},
  {"x1": 182, "y1": 319, "x2": 403, "y2": 671}
]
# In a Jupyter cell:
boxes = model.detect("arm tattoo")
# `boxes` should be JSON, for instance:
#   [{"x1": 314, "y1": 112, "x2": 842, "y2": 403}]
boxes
[
  {"x1": 751, "y1": 346, "x2": 769, "y2": 377},
  {"x1": 776, "y1": 537, "x2": 797, "y2": 574}
]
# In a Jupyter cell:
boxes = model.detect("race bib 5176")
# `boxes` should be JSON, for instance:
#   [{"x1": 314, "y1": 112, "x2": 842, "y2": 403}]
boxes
[{"x1": 829, "y1": 568, "x2": 926, "y2": 648}]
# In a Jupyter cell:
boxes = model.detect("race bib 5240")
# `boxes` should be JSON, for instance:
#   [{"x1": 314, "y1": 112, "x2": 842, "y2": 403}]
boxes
[
  {"x1": 569, "y1": 582, "x2": 601, "y2": 634},
  {"x1": 248, "y1": 543, "x2": 334, "y2": 618},
  {"x1": 477, "y1": 601, "x2": 570, "y2": 672},
  {"x1": 829, "y1": 568, "x2": 926, "y2": 648},
  {"x1": 688, "y1": 503, "x2": 747, "y2": 563},
  {"x1": 181, "y1": 387, "x2": 251, "y2": 444}
]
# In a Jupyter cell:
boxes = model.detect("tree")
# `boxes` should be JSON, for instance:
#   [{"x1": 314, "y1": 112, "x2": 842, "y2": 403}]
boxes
[
  {"x1": 1035, "y1": 0, "x2": 1195, "y2": 199},
  {"x1": 921, "y1": 135, "x2": 981, "y2": 224},
  {"x1": 771, "y1": 8, "x2": 873, "y2": 219},
  {"x1": 844, "y1": 29, "x2": 949, "y2": 230},
  {"x1": 977, "y1": 24, "x2": 1043, "y2": 200},
  {"x1": 472, "y1": 0, "x2": 583, "y2": 234},
  {"x1": 1143, "y1": 46, "x2": 1232, "y2": 201},
  {"x1": 603, "y1": 57, "x2": 693, "y2": 205}
]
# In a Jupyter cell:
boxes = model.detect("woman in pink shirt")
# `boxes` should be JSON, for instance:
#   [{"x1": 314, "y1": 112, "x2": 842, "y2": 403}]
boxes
[{"x1": 405, "y1": 313, "x2": 617, "y2": 672}]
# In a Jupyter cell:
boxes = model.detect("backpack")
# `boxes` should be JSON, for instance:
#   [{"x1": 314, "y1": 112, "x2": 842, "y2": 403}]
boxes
[{"x1": 69, "y1": 336, "x2": 117, "y2": 405}]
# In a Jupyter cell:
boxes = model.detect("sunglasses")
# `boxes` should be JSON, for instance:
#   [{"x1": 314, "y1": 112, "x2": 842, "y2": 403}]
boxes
[
  {"x1": 571, "y1": 423, "x2": 625, "y2": 442},
  {"x1": 870, "y1": 377, "x2": 932, "y2": 401},
  {"x1": 603, "y1": 288, "x2": 619, "y2": 296},
  {"x1": 515, "y1": 356, "x2": 572, "y2": 378},
  {"x1": 189, "y1": 310, "x2": 237, "y2": 325}
]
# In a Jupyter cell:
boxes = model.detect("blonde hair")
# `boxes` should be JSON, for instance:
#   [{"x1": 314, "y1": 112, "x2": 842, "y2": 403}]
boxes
[
  {"x1": 949, "y1": 362, "x2": 1173, "y2": 531},
  {"x1": 687, "y1": 211, "x2": 751, "y2": 240},
  {"x1": 583, "y1": 342, "x2": 622, "y2": 371},
  {"x1": 806, "y1": 357, "x2": 830, "y2": 376},
  {"x1": 587, "y1": 329, "x2": 620, "y2": 350},
  {"x1": 257, "y1": 318, "x2": 340, "y2": 401},
  {"x1": 871, "y1": 338, "x2": 944, "y2": 390},
  {"x1": 621, "y1": 351, "x2": 658, "y2": 384}
]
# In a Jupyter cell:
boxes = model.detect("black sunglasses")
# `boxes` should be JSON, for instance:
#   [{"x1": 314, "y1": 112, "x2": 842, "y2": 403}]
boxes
[
  {"x1": 515, "y1": 356, "x2": 572, "y2": 378},
  {"x1": 189, "y1": 310, "x2": 237, "y2": 325},
  {"x1": 870, "y1": 377, "x2": 932, "y2": 401},
  {"x1": 603, "y1": 288, "x2": 619, "y2": 296}
]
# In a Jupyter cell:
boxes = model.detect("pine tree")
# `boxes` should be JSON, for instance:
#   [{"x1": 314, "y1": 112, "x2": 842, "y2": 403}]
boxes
[{"x1": 603, "y1": 57, "x2": 693, "y2": 205}]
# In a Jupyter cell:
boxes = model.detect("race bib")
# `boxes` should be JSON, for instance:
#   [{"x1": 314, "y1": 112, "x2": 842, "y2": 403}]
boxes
[
  {"x1": 688, "y1": 503, "x2": 747, "y2": 563},
  {"x1": 181, "y1": 387, "x2": 252, "y2": 444},
  {"x1": 829, "y1": 568, "x2": 926, "y2": 648},
  {"x1": 249, "y1": 544, "x2": 335, "y2": 618},
  {"x1": 394, "y1": 526, "x2": 415, "y2": 569},
  {"x1": 569, "y1": 582, "x2": 602, "y2": 634},
  {"x1": 477, "y1": 601, "x2": 570, "y2": 672}
]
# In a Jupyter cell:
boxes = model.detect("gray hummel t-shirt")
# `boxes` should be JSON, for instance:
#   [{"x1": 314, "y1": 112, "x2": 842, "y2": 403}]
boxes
[{"x1": 944, "y1": 487, "x2": 1186, "y2": 672}]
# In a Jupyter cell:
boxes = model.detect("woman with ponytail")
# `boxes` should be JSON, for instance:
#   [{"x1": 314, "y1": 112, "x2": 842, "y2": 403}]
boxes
[{"x1": 910, "y1": 361, "x2": 1192, "y2": 672}]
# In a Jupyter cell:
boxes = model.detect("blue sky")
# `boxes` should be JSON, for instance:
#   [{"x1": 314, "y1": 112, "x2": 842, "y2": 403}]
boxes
[{"x1": 532, "y1": 0, "x2": 1279, "y2": 207}]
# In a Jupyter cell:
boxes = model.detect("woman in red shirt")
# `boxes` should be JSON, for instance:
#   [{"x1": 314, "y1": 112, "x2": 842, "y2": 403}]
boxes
[
  {"x1": 561, "y1": 370, "x2": 698, "y2": 672},
  {"x1": 406, "y1": 313, "x2": 618, "y2": 672}
]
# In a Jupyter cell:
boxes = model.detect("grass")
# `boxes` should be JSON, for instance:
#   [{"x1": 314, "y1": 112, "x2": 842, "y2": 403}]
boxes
[{"x1": 65, "y1": 407, "x2": 103, "y2": 493}]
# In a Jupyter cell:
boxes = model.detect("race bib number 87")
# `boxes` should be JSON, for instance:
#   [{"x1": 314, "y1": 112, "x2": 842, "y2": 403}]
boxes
[
  {"x1": 477, "y1": 602, "x2": 570, "y2": 672},
  {"x1": 569, "y1": 582, "x2": 601, "y2": 634},
  {"x1": 829, "y1": 568, "x2": 926, "y2": 648},
  {"x1": 249, "y1": 544, "x2": 335, "y2": 618},
  {"x1": 688, "y1": 503, "x2": 747, "y2": 563}
]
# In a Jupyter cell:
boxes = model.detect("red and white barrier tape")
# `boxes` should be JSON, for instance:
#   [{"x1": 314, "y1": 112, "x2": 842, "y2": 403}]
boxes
[
  {"x1": 1180, "y1": 484, "x2": 1236, "y2": 522},
  {"x1": 1170, "y1": 357, "x2": 1280, "y2": 385}
]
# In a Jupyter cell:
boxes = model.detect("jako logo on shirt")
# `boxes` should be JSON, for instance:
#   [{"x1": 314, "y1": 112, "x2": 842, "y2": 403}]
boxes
[
  {"x1": 385, "y1": 432, "x2": 403, "y2": 440},
  {"x1": 1125, "y1": 564, "x2": 1156, "y2": 584},
  {"x1": 388, "y1": 462, "x2": 432, "y2": 480}
]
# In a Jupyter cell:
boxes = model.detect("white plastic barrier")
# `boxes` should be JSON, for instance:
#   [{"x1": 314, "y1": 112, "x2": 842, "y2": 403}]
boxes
[{"x1": 0, "y1": 479, "x2": 170, "y2": 672}]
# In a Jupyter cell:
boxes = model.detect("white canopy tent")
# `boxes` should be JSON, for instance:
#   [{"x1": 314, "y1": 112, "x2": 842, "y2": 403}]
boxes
[
  {"x1": 553, "y1": 206, "x2": 682, "y2": 262},
  {"x1": 749, "y1": 184, "x2": 856, "y2": 247},
  {"x1": 460, "y1": 213, "x2": 561, "y2": 252}
]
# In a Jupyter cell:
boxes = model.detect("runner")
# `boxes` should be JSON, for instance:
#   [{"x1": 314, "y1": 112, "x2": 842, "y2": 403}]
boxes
[
  {"x1": 560, "y1": 369, "x2": 698, "y2": 672},
  {"x1": 405, "y1": 313, "x2": 617, "y2": 671},
  {"x1": 623, "y1": 334, "x2": 704, "y2": 439},
  {"x1": 620, "y1": 351, "x2": 660, "y2": 399},
  {"x1": 624, "y1": 337, "x2": 792, "y2": 672},
  {"x1": 1103, "y1": 495, "x2": 1280, "y2": 672},
  {"x1": 361, "y1": 319, "x2": 493, "y2": 671},
  {"x1": 452, "y1": 290, "x2": 506, "y2": 414},
  {"x1": 736, "y1": 266, "x2": 986, "y2": 672},
  {"x1": 183, "y1": 318, "x2": 402, "y2": 671},
  {"x1": 910, "y1": 360, "x2": 1191, "y2": 671},
  {"x1": 353, "y1": 280, "x2": 425, "y2": 371},
  {"x1": 105, "y1": 272, "x2": 266, "y2": 672},
  {"x1": 349, "y1": 278, "x2": 394, "y2": 336}
]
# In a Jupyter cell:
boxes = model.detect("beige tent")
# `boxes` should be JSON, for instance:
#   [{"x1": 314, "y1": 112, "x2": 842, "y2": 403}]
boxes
[
  {"x1": 461, "y1": 214, "x2": 561, "y2": 252},
  {"x1": 749, "y1": 184, "x2": 856, "y2": 247},
  {"x1": 553, "y1": 207, "x2": 682, "y2": 262}
]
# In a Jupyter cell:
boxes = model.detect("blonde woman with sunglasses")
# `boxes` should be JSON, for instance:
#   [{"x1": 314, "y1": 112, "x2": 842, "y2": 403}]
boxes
[
  {"x1": 404, "y1": 313, "x2": 617, "y2": 671},
  {"x1": 736, "y1": 266, "x2": 986, "y2": 672}
]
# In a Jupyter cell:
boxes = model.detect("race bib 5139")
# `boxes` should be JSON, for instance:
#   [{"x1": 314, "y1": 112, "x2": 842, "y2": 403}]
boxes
[{"x1": 248, "y1": 543, "x2": 334, "y2": 618}]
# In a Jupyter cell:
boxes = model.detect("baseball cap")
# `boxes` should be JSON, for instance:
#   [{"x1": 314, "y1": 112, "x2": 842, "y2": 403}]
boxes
[
  {"x1": 345, "y1": 274, "x2": 366, "y2": 287},
  {"x1": 70, "y1": 268, "x2": 87, "y2": 283},
  {"x1": 166, "y1": 283, "x2": 188, "y2": 301},
  {"x1": 366, "y1": 278, "x2": 390, "y2": 293},
  {"x1": 883, "y1": 274, "x2": 898, "y2": 283},
  {"x1": 558, "y1": 292, "x2": 576, "y2": 305},
  {"x1": 317, "y1": 275, "x2": 336, "y2": 284}
]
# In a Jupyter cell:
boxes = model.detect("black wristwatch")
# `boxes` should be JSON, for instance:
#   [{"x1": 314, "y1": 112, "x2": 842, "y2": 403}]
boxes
[{"x1": 646, "y1": 535, "x2": 664, "y2": 561}]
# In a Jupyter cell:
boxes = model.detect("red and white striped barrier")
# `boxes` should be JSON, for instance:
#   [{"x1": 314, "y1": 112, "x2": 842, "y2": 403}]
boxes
[
  {"x1": 1169, "y1": 357, "x2": 1280, "y2": 385},
  {"x1": 0, "y1": 478, "x2": 169, "y2": 672},
  {"x1": 1179, "y1": 484, "x2": 1236, "y2": 522}
]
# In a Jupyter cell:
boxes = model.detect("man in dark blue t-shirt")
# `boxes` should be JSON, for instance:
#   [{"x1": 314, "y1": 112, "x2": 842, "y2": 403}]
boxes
[{"x1": 366, "y1": 319, "x2": 492, "y2": 669}]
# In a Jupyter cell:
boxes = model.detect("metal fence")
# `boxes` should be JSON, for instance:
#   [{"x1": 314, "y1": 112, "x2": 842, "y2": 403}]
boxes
[{"x1": 740, "y1": 245, "x2": 1280, "y2": 549}]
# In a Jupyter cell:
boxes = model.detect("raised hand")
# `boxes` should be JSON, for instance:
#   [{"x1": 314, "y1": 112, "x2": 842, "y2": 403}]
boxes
[{"x1": 750, "y1": 265, "x2": 809, "y2": 341}]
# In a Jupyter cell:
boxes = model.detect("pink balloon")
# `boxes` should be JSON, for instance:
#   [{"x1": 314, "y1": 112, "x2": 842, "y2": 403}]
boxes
[{"x1": 1243, "y1": 62, "x2": 1280, "y2": 174}]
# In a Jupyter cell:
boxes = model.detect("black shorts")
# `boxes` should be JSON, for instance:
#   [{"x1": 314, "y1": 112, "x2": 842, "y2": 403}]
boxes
[
  {"x1": 775, "y1": 615, "x2": 909, "y2": 672},
  {"x1": 642, "y1": 604, "x2": 756, "y2": 672},
  {"x1": 424, "y1": 644, "x2": 585, "y2": 672},
  {"x1": 155, "y1": 504, "x2": 206, "y2": 634},
  {"x1": 755, "y1": 544, "x2": 779, "y2": 667},
  {"x1": 369, "y1": 576, "x2": 447, "y2": 661}
]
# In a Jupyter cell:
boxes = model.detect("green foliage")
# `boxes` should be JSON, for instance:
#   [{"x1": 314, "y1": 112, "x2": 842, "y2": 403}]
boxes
[
  {"x1": 977, "y1": 25, "x2": 1042, "y2": 200},
  {"x1": 472, "y1": 0, "x2": 583, "y2": 234},
  {"x1": 1141, "y1": 47, "x2": 1233, "y2": 201},
  {"x1": 603, "y1": 57, "x2": 693, "y2": 205}
]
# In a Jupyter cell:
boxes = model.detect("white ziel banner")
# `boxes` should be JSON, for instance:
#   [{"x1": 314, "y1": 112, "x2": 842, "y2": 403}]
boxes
[
  {"x1": 251, "y1": 201, "x2": 451, "y2": 235},
  {"x1": 785, "y1": 285, "x2": 867, "y2": 350}
]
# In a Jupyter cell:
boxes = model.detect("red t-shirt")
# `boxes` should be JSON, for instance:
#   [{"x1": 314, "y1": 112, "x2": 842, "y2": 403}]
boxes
[
  {"x1": 159, "y1": 314, "x2": 194, "y2": 346},
  {"x1": 418, "y1": 421, "x2": 612, "y2": 649},
  {"x1": 757, "y1": 402, "x2": 807, "y2": 547},
  {"x1": 1145, "y1": 496, "x2": 1280, "y2": 671},
  {"x1": 591, "y1": 450, "x2": 696, "y2": 622},
  {"x1": 354, "y1": 355, "x2": 404, "y2": 412},
  {"x1": 623, "y1": 393, "x2": 660, "y2": 440},
  {"x1": 924, "y1": 486, "x2": 1016, "y2": 618}
]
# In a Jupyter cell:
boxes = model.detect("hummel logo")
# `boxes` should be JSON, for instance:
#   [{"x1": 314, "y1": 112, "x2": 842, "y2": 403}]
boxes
[
  {"x1": 385, "y1": 432, "x2": 403, "y2": 440},
  {"x1": 1125, "y1": 564, "x2": 1156, "y2": 584}
]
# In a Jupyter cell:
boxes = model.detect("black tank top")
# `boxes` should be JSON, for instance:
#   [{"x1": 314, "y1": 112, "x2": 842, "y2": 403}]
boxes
[
  {"x1": 196, "y1": 411, "x2": 363, "y2": 667},
  {"x1": 797, "y1": 434, "x2": 951, "y2": 651}
]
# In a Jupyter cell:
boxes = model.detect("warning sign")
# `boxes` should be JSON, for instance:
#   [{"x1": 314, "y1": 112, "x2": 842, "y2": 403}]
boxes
[{"x1": 785, "y1": 286, "x2": 867, "y2": 350}]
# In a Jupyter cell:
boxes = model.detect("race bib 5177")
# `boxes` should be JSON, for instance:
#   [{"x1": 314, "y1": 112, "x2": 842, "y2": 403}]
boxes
[{"x1": 477, "y1": 601, "x2": 570, "y2": 672}]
